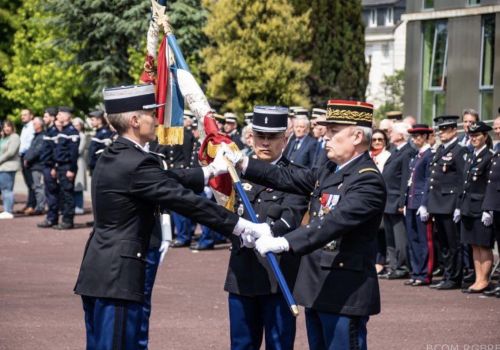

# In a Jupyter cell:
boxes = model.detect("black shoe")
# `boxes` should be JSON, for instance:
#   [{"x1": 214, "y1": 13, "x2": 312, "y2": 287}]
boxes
[
  {"x1": 462, "y1": 285, "x2": 489, "y2": 294},
  {"x1": 86, "y1": 221, "x2": 94, "y2": 227},
  {"x1": 429, "y1": 281, "x2": 443, "y2": 289},
  {"x1": 190, "y1": 243, "x2": 214, "y2": 251},
  {"x1": 432, "y1": 268, "x2": 444, "y2": 277},
  {"x1": 412, "y1": 280, "x2": 430, "y2": 286},
  {"x1": 435, "y1": 281, "x2": 460, "y2": 290},
  {"x1": 483, "y1": 286, "x2": 500, "y2": 297},
  {"x1": 171, "y1": 240, "x2": 191, "y2": 248},
  {"x1": 53, "y1": 222, "x2": 74, "y2": 230},
  {"x1": 496, "y1": 290, "x2": 500, "y2": 298},
  {"x1": 387, "y1": 271, "x2": 409, "y2": 280},
  {"x1": 37, "y1": 220, "x2": 56, "y2": 228},
  {"x1": 377, "y1": 267, "x2": 388, "y2": 276}
]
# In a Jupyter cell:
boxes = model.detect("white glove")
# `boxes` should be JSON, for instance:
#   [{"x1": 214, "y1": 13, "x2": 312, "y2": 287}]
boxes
[
  {"x1": 204, "y1": 142, "x2": 231, "y2": 178},
  {"x1": 453, "y1": 208, "x2": 461, "y2": 223},
  {"x1": 232, "y1": 217, "x2": 272, "y2": 239},
  {"x1": 481, "y1": 211, "x2": 493, "y2": 227},
  {"x1": 240, "y1": 231, "x2": 256, "y2": 249},
  {"x1": 255, "y1": 236, "x2": 289, "y2": 257},
  {"x1": 159, "y1": 240, "x2": 170, "y2": 264},
  {"x1": 416, "y1": 206, "x2": 429, "y2": 222},
  {"x1": 223, "y1": 146, "x2": 243, "y2": 166}
]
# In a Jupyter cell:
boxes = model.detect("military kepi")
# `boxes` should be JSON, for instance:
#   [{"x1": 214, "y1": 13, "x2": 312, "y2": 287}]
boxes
[
  {"x1": 408, "y1": 124, "x2": 433, "y2": 134},
  {"x1": 319, "y1": 100, "x2": 373, "y2": 127},
  {"x1": 252, "y1": 106, "x2": 288, "y2": 133},
  {"x1": 434, "y1": 115, "x2": 459, "y2": 128},
  {"x1": 103, "y1": 84, "x2": 164, "y2": 114},
  {"x1": 468, "y1": 121, "x2": 492, "y2": 134}
]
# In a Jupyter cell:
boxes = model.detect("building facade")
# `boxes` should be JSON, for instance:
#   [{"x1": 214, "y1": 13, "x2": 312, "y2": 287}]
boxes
[
  {"x1": 403, "y1": 0, "x2": 500, "y2": 125},
  {"x1": 363, "y1": 0, "x2": 407, "y2": 108}
]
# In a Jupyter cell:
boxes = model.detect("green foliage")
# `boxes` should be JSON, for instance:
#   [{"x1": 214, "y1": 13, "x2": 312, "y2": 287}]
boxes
[
  {"x1": 374, "y1": 70, "x2": 405, "y2": 121},
  {"x1": 202, "y1": 0, "x2": 311, "y2": 113},
  {"x1": 1, "y1": 0, "x2": 84, "y2": 121},
  {"x1": 45, "y1": 0, "x2": 150, "y2": 99},
  {"x1": 293, "y1": 0, "x2": 368, "y2": 106}
]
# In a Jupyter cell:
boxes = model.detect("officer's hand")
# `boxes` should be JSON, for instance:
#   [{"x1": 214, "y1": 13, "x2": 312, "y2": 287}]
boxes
[
  {"x1": 205, "y1": 143, "x2": 231, "y2": 177},
  {"x1": 255, "y1": 236, "x2": 289, "y2": 257},
  {"x1": 66, "y1": 170, "x2": 75, "y2": 180},
  {"x1": 240, "y1": 231, "x2": 256, "y2": 249},
  {"x1": 453, "y1": 208, "x2": 461, "y2": 223},
  {"x1": 232, "y1": 218, "x2": 272, "y2": 239},
  {"x1": 50, "y1": 168, "x2": 57, "y2": 178},
  {"x1": 481, "y1": 211, "x2": 493, "y2": 227},
  {"x1": 159, "y1": 240, "x2": 170, "y2": 264},
  {"x1": 416, "y1": 206, "x2": 429, "y2": 222}
]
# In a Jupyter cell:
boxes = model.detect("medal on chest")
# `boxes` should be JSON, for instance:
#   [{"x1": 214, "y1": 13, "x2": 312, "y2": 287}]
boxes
[{"x1": 318, "y1": 192, "x2": 340, "y2": 217}]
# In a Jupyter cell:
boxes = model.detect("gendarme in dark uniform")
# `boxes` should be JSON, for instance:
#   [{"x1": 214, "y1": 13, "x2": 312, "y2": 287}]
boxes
[
  {"x1": 426, "y1": 115, "x2": 467, "y2": 290},
  {"x1": 244, "y1": 100, "x2": 386, "y2": 350},
  {"x1": 87, "y1": 110, "x2": 113, "y2": 175},
  {"x1": 224, "y1": 106, "x2": 309, "y2": 349},
  {"x1": 74, "y1": 84, "x2": 257, "y2": 350}
]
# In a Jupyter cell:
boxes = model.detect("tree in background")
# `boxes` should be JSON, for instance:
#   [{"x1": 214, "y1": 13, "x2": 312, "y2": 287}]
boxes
[
  {"x1": 1, "y1": 0, "x2": 84, "y2": 120},
  {"x1": 46, "y1": 0, "x2": 150, "y2": 102},
  {"x1": 202, "y1": 0, "x2": 311, "y2": 113},
  {"x1": 0, "y1": 0, "x2": 23, "y2": 118},
  {"x1": 292, "y1": 0, "x2": 368, "y2": 107},
  {"x1": 374, "y1": 70, "x2": 405, "y2": 121}
]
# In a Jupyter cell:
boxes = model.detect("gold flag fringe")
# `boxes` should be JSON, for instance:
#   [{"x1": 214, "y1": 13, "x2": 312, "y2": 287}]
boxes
[{"x1": 156, "y1": 126, "x2": 184, "y2": 145}]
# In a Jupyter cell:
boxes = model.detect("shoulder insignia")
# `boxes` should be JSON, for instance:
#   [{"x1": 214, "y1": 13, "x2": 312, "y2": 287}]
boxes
[
  {"x1": 242, "y1": 183, "x2": 253, "y2": 191},
  {"x1": 359, "y1": 168, "x2": 379, "y2": 174}
]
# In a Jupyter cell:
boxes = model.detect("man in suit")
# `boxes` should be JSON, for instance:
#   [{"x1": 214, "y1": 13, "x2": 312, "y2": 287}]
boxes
[
  {"x1": 286, "y1": 116, "x2": 317, "y2": 168},
  {"x1": 224, "y1": 100, "x2": 386, "y2": 350},
  {"x1": 381, "y1": 122, "x2": 416, "y2": 279},
  {"x1": 225, "y1": 106, "x2": 309, "y2": 349},
  {"x1": 74, "y1": 84, "x2": 270, "y2": 350},
  {"x1": 458, "y1": 109, "x2": 479, "y2": 151},
  {"x1": 311, "y1": 108, "x2": 329, "y2": 170},
  {"x1": 422, "y1": 115, "x2": 467, "y2": 290}
]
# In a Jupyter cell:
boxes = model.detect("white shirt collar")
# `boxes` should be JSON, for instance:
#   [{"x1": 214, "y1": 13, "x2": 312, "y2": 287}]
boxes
[
  {"x1": 396, "y1": 142, "x2": 407, "y2": 150},
  {"x1": 419, "y1": 144, "x2": 430, "y2": 153},
  {"x1": 123, "y1": 136, "x2": 149, "y2": 152},
  {"x1": 474, "y1": 144, "x2": 486, "y2": 156},
  {"x1": 336, "y1": 153, "x2": 364, "y2": 172},
  {"x1": 443, "y1": 137, "x2": 458, "y2": 149}
]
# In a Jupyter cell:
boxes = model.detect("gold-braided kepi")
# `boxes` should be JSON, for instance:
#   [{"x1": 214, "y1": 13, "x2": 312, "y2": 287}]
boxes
[{"x1": 317, "y1": 100, "x2": 373, "y2": 128}]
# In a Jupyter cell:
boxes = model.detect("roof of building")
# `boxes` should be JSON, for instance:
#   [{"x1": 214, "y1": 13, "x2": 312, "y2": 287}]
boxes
[{"x1": 362, "y1": 0, "x2": 400, "y2": 6}]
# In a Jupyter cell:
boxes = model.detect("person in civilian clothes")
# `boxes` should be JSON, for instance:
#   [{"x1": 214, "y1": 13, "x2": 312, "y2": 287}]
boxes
[
  {"x1": 74, "y1": 84, "x2": 270, "y2": 350},
  {"x1": 482, "y1": 133, "x2": 500, "y2": 297},
  {"x1": 492, "y1": 116, "x2": 500, "y2": 152},
  {"x1": 224, "y1": 106, "x2": 309, "y2": 350},
  {"x1": 455, "y1": 122, "x2": 495, "y2": 293},
  {"x1": 369, "y1": 129, "x2": 391, "y2": 275},
  {"x1": 18, "y1": 108, "x2": 36, "y2": 214},
  {"x1": 52, "y1": 106, "x2": 80, "y2": 230},
  {"x1": 23, "y1": 117, "x2": 46, "y2": 215},
  {"x1": 223, "y1": 100, "x2": 386, "y2": 350},
  {"x1": 424, "y1": 115, "x2": 467, "y2": 290},
  {"x1": 87, "y1": 110, "x2": 113, "y2": 176},
  {"x1": 403, "y1": 124, "x2": 435, "y2": 286},
  {"x1": 458, "y1": 109, "x2": 479, "y2": 151},
  {"x1": 381, "y1": 122, "x2": 416, "y2": 279},
  {"x1": 286, "y1": 116, "x2": 318, "y2": 168},
  {"x1": 311, "y1": 108, "x2": 329, "y2": 171},
  {"x1": 72, "y1": 117, "x2": 87, "y2": 215},
  {"x1": 37, "y1": 107, "x2": 60, "y2": 228}
]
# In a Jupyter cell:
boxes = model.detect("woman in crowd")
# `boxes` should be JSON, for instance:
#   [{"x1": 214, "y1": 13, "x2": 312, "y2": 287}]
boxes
[
  {"x1": 457, "y1": 122, "x2": 494, "y2": 293},
  {"x1": 404, "y1": 124, "x2": 434, "y2": 286},
  {"x1": 72, "y1": 117, "x2": 87, "y2": 215},
  {"x1": 0, "y1": 120, "x2": 21, "y2": 219},
  {"x1": 370, "y1": 129, "x2": 391, "y2": 274}
]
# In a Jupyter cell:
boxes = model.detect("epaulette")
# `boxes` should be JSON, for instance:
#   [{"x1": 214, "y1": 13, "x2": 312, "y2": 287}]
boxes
[
  {"x1": 489, "y1": 149, "x2": 495, "y2": 154},
  {"x1": 359, "y1": 168, "x2": 379, "y2": 174}
]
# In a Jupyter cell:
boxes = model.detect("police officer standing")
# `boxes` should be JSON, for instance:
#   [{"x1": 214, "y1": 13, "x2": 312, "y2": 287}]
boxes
[
  {"x1": 52, "y1": 107, "x2": 80, "y2": 230},
  {"x1": 38, "y1": 107, "x2": 60, "y2": 228},
  {"x1": 87, "y1": 110, "x2": 113, "y2": 176},
  {"x1": 74, "y1": 84, "x2": 269, "y2": 349},
  {"x1": 424, "y1": 116, "x2": 467, "y2": 290},
  {"x1": 223, "y1": 100, "x2": 386, "y2": 350},
  {"x1": 224, "y1": 106, "x2": 308, "y2": 349}
]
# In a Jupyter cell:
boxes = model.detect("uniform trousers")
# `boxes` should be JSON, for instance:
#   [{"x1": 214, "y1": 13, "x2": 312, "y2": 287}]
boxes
[
  {"x1": 82, "y1": 296, "x2": 142, "y2": 350},
  {"x1": 172, "y1": 212, "x2": 194, "y2": 244},
  {"x1": 383, "y1": 213, "x2": 408, "y2": 272},
  {"x1": 405, "y1": 209, "x2": 433, "y2": 282},
  {"x1": 21, "y1": 156, "x2": 36, "y2": 208},
  {"x1": 42, "y1": 167, "x2": 59, "y2": 224},
  {"x1": 31, "y1": 170, "x2": 46, "y2": 212},
  {"x1": 433, "y1": 214, "x2": 463, "y2": 283},
  {"x1": 305, "y1": 308, "x2": 368, "y2": 350},
  {"x1": 138, "y1": 248, "x2": 161, "y2": 350},
  {"x1": 228, "y1": 293, "x2": 296, "y2": 350},
  {"x1": 57, "y1": 165, "x2": 75, "y2": 224}
]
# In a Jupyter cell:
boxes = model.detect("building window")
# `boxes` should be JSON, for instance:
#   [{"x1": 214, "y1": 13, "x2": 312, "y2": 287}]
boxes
[
  {"x1": 369, "y1": 9, "x2": 377, "y2": 27},
  {"x1": 467, "y1": 0, "x2": 481, "y2": 6},
  {"x1": 385, "y1": 7, "x2": 394, "y2": 26},
  {"x1": 422, "y1": 21, "x2": 448, "y2": 124},
  {"x1": 480, "y1": 15, "x2": 495, "y2": 119},
  {"x1": 423, "y1": 0, "x2": 434, "y2": 10}
]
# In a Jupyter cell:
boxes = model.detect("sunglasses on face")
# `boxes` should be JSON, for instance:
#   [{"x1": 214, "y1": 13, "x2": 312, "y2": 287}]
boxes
[{"x1": 372, "y1": 138, "x2": 385, "y2": 142}]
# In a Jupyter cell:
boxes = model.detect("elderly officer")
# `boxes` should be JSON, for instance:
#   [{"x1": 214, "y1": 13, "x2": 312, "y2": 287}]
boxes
[
  {"x1": 224, "y1": 106, "x2": 308, "y2": 350},
  {"x1": 74, "y1": 84, "x2": 268, "y2": 350},
  {"x1": 423, "y1": 115, "x2": 467, "y2": 290},
  {"x1": 52, "y1": 107, "x2": 80, "y2": 230},
  {"x1": 404, "y1": 124, "x2": 435, "y2": 286},
  {"x1": 222, "y1": 100, "x2": 386, "y2": 350},
  {"x1": 456, "y1": 121, "x2": 494, "y2": 293}
]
